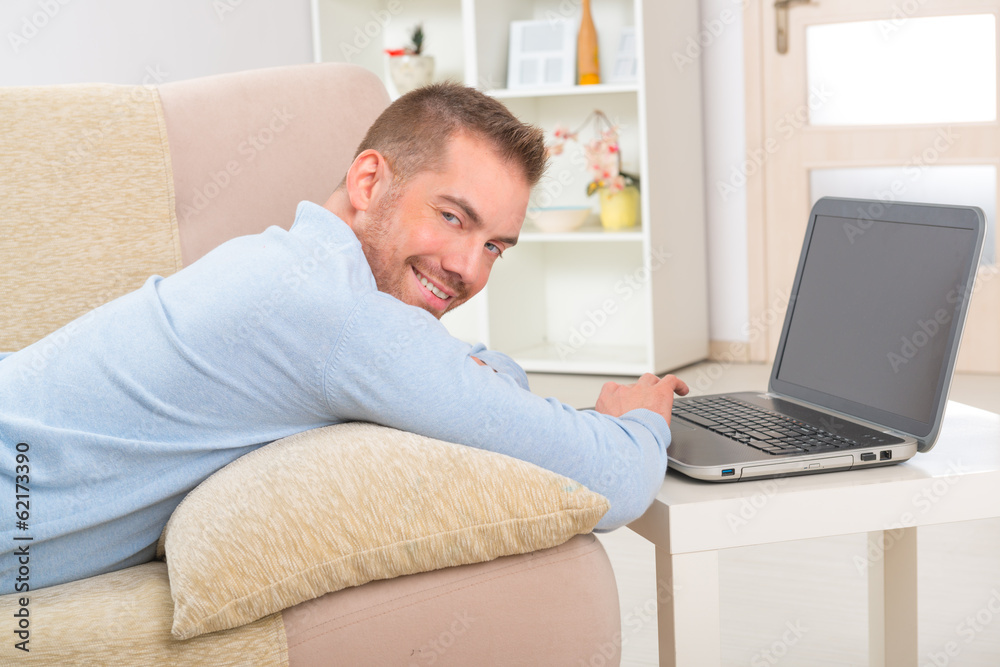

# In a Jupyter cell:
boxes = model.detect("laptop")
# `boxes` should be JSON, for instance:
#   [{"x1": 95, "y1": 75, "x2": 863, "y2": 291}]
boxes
[{"x1": 668, "y1": 197, "x2": 986, "y2": 482}]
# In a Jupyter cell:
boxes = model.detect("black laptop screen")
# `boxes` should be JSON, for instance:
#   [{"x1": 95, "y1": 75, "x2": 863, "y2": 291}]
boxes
[{"x1": 774, "y1": 214, "x2": 976, "y2": 426}]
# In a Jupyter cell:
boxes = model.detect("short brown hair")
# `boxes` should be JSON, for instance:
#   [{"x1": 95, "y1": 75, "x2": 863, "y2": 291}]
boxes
[{"x1": 352, "y1": 82, "x2": 547, "y2": 188}]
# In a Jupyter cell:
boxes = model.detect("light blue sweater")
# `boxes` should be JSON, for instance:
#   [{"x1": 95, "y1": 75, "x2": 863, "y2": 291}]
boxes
[{"x1": 0, "y1": 202, "x2": 669, "y2": 593}]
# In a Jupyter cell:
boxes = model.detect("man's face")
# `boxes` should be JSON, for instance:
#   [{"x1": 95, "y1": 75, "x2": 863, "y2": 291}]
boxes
[{"x1": 358, "y1": 133, "x2": 530, "y2": 318}]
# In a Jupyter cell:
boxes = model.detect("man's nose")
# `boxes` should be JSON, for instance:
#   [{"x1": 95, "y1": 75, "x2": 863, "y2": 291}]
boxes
[{"x1": 440, "y1": 238, "x2": 481, "y2": 285}]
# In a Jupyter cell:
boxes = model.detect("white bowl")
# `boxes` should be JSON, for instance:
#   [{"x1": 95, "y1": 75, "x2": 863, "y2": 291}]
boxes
[{"x1": 527, "y1": 206, "x2": 592, "y2": 233}]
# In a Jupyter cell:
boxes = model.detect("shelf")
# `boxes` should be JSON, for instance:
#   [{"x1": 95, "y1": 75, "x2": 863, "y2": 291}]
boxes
[
  {"x1": 510, "y1": 342, "x2": 650, "y2": 375},
  {"x1": 488, "y1": 83, "x2": 639, "y2": 99},
  {"x1": 315, "y1": 0, "x2": 708, "y2": 376},
  {"x1": 519, "y1": 221, "x2": 643, "y2": 242}
]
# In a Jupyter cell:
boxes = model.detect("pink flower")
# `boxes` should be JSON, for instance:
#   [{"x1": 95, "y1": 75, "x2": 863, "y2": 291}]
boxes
[{"x1": 549, "y1": 111, "x2": 632, "y2": 196}]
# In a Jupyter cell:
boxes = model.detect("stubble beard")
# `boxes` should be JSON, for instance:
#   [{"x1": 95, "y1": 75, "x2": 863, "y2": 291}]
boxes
[{"x1": 357, "y1": 183, "x2": 468, "y2": 318}]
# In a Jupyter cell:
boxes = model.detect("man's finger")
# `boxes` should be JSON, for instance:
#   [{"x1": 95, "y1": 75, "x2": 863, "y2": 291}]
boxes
[
  {"x1": 636, "y1": 373, "x2": 659, "y2": 387},
  {"x1": 658, "y1": 374, "x2": 690, "y2": 396}
]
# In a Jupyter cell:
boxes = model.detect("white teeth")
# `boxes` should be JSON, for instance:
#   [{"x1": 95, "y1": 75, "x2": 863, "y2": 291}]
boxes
[{"x1": 418, "y1": 272, "x2": 450, "y2": 300}]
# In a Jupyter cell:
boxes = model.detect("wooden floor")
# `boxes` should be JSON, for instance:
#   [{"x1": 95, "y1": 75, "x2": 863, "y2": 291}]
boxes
[{"x1": 527, "y1": 363, "x2": 1000, "y2": 666}]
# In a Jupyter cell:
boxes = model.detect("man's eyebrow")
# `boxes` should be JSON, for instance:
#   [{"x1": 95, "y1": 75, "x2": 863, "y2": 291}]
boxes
[{"x1": 440, "y1": 194, "x2": 519, "y2": 247}]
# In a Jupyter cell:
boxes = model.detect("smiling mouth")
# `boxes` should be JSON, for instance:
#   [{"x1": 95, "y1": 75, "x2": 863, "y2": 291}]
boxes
[{"x1": 414, "y1": 268, "x2": 453, "y2": 302}]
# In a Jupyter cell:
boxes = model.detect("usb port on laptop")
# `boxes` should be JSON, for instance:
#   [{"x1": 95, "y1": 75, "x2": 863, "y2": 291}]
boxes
[{"x1": 722, "y1": 468, "x2": 735, "y2": 477}]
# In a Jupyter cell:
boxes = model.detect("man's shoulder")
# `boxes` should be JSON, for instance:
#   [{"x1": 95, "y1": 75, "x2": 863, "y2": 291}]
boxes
[
  {"x1": 159, "y1": 202, "x2": 376, "y2": 323},
  {"x1": 212, "y1": 202, "x2": 363, "y2": 292}
]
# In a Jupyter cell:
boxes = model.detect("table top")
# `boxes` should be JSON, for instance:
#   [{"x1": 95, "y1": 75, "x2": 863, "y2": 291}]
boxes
[{"x1": 628, "y1": 402, "x2": 1000, "y2": 553}]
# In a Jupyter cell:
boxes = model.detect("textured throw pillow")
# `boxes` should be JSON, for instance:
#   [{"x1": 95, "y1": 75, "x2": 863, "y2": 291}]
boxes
[{"x1": 159, "y1": 422, "x2": 608, "y2": 640}]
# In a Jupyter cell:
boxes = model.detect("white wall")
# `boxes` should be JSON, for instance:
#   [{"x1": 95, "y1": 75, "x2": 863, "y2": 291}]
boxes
[
  {"x1": 698, "y1": 0, "x2": 750, "y2": 343},
  {"x1": 1, "y1": 0, "x2": 749, "y2": 344},
  {"x1": 0, "y1": 0, "x2": 314, "y2": 86}
]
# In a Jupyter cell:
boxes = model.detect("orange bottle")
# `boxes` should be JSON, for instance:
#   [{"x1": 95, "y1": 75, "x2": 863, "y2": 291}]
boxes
[{"x1": 577, "y1": 0, "x2": 600, "y2": 85}]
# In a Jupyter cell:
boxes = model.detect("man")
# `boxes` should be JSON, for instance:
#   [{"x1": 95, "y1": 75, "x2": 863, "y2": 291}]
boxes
[{"x1": 0, "y1": 83, "x2": 688, "y2": 593}]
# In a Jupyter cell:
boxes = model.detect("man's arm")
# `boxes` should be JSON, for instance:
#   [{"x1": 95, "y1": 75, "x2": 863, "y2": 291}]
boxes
[
  {"x1": 325, "y1": 294, "x2": 685, "y2": 531},
  {"x1": 473, "y1": 355, "x2": 690, "y2": 425}
]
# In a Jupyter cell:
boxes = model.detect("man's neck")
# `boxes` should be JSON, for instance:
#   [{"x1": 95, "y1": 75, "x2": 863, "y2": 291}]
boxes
[{"x1": 322, "y1": 190, "x2": 357, "y2": 234}]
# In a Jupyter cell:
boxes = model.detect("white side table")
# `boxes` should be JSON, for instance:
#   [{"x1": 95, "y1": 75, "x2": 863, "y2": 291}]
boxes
[{"x1": 628, "y1": 402, "x2": 1000, "y2": 667}]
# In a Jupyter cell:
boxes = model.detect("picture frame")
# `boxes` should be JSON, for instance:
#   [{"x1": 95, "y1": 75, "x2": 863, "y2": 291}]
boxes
[
  {"x1": 610, "y1": 27, "x2": 638, "y2": 84},
  {"x1": 507, "y1": 19, "x2": 576, "y2": 89}
]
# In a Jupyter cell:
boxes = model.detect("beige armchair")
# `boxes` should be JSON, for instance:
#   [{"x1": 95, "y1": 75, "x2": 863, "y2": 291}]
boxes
[{"x1": 0, "y1": 64, "x2": 621, "y2": 665}]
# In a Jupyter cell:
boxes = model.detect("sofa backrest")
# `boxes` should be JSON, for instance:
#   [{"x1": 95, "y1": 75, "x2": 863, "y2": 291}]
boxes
[
  {"x1": 0, "y1": 64, "x2": 389, "y2": 352},
  {"x1": 159, "y1": 64, "x2": 389, "y2": 266}
]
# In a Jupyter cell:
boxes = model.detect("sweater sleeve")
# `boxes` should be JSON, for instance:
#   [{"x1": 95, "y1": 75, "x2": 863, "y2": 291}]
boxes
[
  {"x1": 323, "y1": 293, "x2": 670, "y2": 530},
  {"x1": 467, "y1": 343, "x2": 530, "y2": 391}
]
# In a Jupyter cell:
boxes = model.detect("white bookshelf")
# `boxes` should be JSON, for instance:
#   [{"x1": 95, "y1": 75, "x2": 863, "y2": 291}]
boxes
[
  {"x1": 313, "y1": 0, "x2": 708, "y2": 375},
  {"x1": 490, "y1": 82, "x2": 640, "y2": 99}
]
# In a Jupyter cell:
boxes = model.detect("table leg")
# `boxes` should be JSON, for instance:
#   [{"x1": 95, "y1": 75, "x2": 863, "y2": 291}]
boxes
[
  {"x1": 868, "y1": 527, "x2": 918, "y2": 667},
  {"x1": 654, "y1": 546, "x2": 721, "y2": 667}
]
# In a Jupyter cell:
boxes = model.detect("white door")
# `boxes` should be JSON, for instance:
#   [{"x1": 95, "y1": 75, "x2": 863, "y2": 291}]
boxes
[{"x1": 746, "y1": 0, "x2": 1000, "y2": 372}]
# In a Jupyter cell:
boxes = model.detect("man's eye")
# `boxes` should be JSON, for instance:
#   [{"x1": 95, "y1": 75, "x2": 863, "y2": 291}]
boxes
[
  {"x1": 485, "y1": 242, "x2": 503, "y2": 257},
  {"x1": 442, "y1": 211, "x2": 459, "y2": 225}
]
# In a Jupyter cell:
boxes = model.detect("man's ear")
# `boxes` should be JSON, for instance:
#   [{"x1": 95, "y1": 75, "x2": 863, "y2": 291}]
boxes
[{"x1": 345, "y1": 149, "x2": 392, "y2": 213}]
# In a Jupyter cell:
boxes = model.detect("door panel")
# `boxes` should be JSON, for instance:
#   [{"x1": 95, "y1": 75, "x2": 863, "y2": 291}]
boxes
[
  {"x1": 807, "y1": 14, "x2": 996, "y2": 126},
  {"x1": 750, "y1": 0, "x2": 1000, "y2": 372}
]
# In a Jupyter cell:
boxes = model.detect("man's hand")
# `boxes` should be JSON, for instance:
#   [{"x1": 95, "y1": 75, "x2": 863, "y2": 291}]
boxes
[{"x1": 595, "y1": 374, "x2": 690, "y2": 424}]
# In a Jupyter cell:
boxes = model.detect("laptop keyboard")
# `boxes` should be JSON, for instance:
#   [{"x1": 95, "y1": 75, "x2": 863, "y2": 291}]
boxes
[{"x1": 672, "y1": 396, "x2": 895, "y2": 456}]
